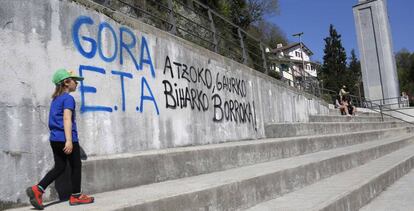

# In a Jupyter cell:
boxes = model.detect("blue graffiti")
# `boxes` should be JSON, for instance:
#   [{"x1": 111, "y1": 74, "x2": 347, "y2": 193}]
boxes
[
  {"x1": 111, "y1": 70, "x2": 133, "y2": 112},
  {"x1": 139, "y1": 36, "x2": 155, "y2": 78},
  {"x1": 98, "y1": 22, "x2": 118, "y2": 62},
  {"x1": 78, "y1": 65, "x2": 159, "y2": 115},
  {"x1": 119, "y1": 27, "x2": 140, "y2": 71},
  {"x1": 73, "y1": 16, "x2": 159, "y2": 115},
  {"x1": 139, "y1": 77, "x2": 159, "y2": 115},
  {"x1": 72, "y1": 16, "x2": 156, "y2": 77},
  {"x1": 72, "y1": 16, "x2": 96, "y2": 59},
  {"x1": 79, "y1": 65, "x2": 113, "y2": 113}
]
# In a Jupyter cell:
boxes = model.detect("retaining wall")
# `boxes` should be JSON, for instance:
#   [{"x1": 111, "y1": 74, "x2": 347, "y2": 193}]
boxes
[{"x1": 0, "y1": 0, "x2": 328, "y2": 205}]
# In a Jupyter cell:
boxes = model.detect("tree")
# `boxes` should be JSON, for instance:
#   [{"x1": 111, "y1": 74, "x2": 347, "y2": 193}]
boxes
[
  {"x1": 199, "y1": 0, "x2": 284, "y2": 65},
  {"x1": 199, "y1": 0, "x2": 279, "y2": 29},
  {"x1": 198, "y1": 0, "x2": 221, "y2": 10},
  {"x1": 346, "y1": 49, "x2": 363, "y2": 98},
  {"x1": 320, "y1": 24, "x2": 347, "y2": 93},
  {"x1": 246, "y1": 0, "x2": 279, "y2": 24},
  {"x1": 396, "y1": 49, "x2": 414, "y2": 104},
  {"x1": 247, "y1": 20, "x2": 288, "y2": 48}
]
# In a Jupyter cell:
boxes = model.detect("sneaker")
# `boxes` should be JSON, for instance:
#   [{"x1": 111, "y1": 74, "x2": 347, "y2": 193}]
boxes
[
  {"x1": 69, "y1": 194, "x2": 94, "y2": 205},
  {"x1": 26, "y1": 185, "x2": 44, "y2": 210}
]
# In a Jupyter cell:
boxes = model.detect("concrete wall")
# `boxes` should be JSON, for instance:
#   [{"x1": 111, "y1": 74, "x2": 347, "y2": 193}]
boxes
[{"x1": 0, "y1": 0, "x2": 328, "y2": 205}]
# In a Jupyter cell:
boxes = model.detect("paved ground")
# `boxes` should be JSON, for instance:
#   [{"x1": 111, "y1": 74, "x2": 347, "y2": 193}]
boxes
[{"x1": 360, "y1": 168, "x2": 414, "y2": 211}]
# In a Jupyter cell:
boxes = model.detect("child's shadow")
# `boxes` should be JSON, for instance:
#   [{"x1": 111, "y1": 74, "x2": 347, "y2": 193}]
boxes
[
  {"x1": 28, "y1": 200, "x2": 66, "y2": 210},
  {"x1": 44, "y1": 200, "x2": 67, "y2": 208}
]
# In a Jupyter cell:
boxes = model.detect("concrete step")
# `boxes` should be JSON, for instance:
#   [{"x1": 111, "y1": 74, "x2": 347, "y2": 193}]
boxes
[
  {"x1": 360, "y1": 167, "x2": 414, "y2": 211},
  {"x1": 246, "y1": 141, "x2": 414, "y2": 211},
  {"x1": 10, "y1": 134, "x2": 414, "y2": 210},
  {"x1": 265, "y1": 121, "x2": 408, "y2": 138},
  {"x1": 328, "y1": 109, "x2": 381, "y2": 117},
  {"x1": 69, "y1": 127, "x2": 414, "y2": 197},
  {"x1": 309, "y1": 115, "x2": 394, "y2": 123}
]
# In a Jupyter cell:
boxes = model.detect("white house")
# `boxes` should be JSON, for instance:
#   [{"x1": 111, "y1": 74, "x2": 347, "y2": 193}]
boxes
[
  {"x1": 266, "y1": 42, "x2": 320, "y2": 89},
  {"x1": 272, "y1": 42, "x2": 318, "y2": 77}
]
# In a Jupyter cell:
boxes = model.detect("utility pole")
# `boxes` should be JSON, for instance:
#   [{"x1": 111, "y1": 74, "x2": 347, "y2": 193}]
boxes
[{"x1": 293, "y1": 32, "x2": 306, "y2": 90}]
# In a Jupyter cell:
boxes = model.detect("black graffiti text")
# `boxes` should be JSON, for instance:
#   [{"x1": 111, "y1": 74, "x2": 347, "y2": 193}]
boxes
[
  {"x1": 216, "y1": 72, "x2": 247, "y2": 97},
  {"x1": 212, "y1": 94, "x2": 257, "y2": 130},
  {"x1": 163, "y1": 80, "x2": 209, "y2": 111},
  {"x1": 163, "y1": 56, "x2": 213, "y2": 89}
]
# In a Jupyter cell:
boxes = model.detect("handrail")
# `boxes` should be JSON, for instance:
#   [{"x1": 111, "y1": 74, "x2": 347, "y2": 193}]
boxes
[
  {"x1": 363, "y1": 100, "x2": 414, "y2": 126},
  {"x1": 174, "y1": 0, "x2": 211, "y2": 21},
  {"x1": 367, "y1": 96, "x2": 402, "y2": 102},
  {"x1": 365, "y1": 95, "x2": 410, "y2": 109},
  {"x1": 317, "y1": 87, "x2": 414, "y2": 126}
]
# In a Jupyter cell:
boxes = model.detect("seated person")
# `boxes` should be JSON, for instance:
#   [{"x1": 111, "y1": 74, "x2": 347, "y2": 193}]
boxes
[
  {"x1": 343, "y1": 96, "x2": 357, "y2": 116},
  {"x1": 335, "y1": 96, "x2": 349, "y2": 116}
]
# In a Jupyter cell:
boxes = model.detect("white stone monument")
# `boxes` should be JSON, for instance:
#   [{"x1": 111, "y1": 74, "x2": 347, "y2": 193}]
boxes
[{"x1": 353, "y1": 0, "x2": 399, "y2": 105}]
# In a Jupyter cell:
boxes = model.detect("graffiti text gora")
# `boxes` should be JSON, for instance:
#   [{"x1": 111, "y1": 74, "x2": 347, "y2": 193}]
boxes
[{"x1": 72, "y1": 16, "x2": 159, "y2": 114}]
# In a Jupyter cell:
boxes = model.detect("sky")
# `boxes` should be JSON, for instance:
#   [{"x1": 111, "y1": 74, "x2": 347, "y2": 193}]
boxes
[{"x1": 266, "y1": 0, "x2": 414, "y2": 62}]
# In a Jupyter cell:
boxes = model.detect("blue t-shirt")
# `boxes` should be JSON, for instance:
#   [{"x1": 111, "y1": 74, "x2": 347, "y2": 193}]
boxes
[{"x1": 48, "y1": 93, "x2": 79, "y2": 142}]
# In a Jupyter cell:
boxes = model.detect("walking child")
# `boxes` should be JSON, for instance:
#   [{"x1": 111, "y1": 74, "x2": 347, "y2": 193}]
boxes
[{"x1": 26, "y1": 68, "x2": 94, "y2": 210}]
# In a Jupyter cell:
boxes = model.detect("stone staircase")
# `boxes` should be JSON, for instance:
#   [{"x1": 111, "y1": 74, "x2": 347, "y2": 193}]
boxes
[{"x1": 10, "y1": 112, "x2": 414, "y2": 210}]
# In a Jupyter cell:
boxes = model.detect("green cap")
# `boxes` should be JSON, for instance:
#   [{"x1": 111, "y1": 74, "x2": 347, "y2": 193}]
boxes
[{"x1": 52, "y1": 68, "x2": 84, "y2": 85}]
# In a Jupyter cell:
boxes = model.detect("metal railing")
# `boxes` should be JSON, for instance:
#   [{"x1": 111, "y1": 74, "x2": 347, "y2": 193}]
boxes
[
  {"x1": 93, "y1": 0, "x2": 265, "y2": 69},
  {"x1": 319, "y1": 87, "x2": 414, "y2": 125},
  {"x1": 318, "y1": 88, "x2": 365, "y2": 108},
  {"x1": 363, "y1": 99, "x2": 414, "y2": 125},
  {"x1": 365, "y1": 96, "x2": 410, "y2": 110},
  {"x1": 88, "y1": 0, "x2": 322, "y2": 95}
]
